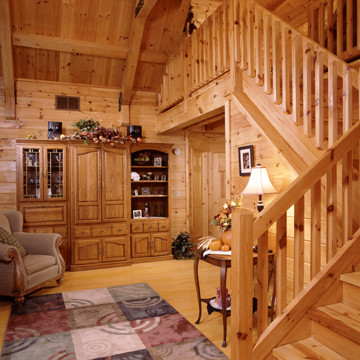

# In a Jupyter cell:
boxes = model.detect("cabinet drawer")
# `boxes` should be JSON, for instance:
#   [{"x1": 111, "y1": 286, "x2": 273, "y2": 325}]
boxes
[
  {"x1": 158, "y1": 221, "x2": 170, "y2": 232},
  {"x1": 92, "y1": 226, "x2": 112, "y2": 237},
  {"x1": 112, "y1": 224, "x2": 128, "y2": 235},
  {"x1": 131, "y1": 222, "x2": 143, "y2": 233},
  {"x1": 144, "y1": 222, "x2": 158, "y2": 232},
  {"x1": 74, "y1": 227, "x2": 91, "y2": 238}
]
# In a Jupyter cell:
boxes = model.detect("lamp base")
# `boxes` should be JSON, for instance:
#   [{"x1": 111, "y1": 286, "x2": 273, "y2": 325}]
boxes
[{"x1": 257, "y1": 195, "x2": 264, "y2": 212}]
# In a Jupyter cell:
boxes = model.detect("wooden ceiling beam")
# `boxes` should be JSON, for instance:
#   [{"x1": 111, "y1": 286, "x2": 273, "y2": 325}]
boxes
[
  {"x1": 121, "y1": 0, "x2": 159, "y2": 107},
  {"x1": 12, "y1": 33, "x2": 168, "y2": 64},
  {"x1": 0, "y1": 0, "x2": 16, "y2": 120}
]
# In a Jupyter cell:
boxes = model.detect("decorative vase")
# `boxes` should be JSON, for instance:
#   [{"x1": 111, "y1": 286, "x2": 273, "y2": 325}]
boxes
[{"x1": 221, "y1": 230, "x2": 232, "y2": 249}]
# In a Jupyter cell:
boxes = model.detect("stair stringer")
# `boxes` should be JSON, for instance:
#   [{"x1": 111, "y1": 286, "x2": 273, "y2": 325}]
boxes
[
  {"x1": 231, "y1": 88, "x2": 308, "y2": 175},
  {"x1": 252, "y1": 228, "x2": 360, "y2": 360}
]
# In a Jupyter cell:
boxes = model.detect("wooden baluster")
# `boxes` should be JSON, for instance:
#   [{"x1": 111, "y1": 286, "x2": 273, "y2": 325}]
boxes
[
  {"x1": 247, "y1": 2, "x2": 255, "y2": 77},
  {"x1": 328, "y1": 61, "x2": 338, "y2": 145},
  {"x1": 223, "y1": 0, "x2": 230, "y2": 70},
  {"x1": 303, "y1": 42, "x2": 312, "y2": 136},
  {"x1": 343, "y1": 65, "x2": 352, "y2": 134},
  {"x1": 337, "y1": 0, "x2": 344, "y2": 56},
  {"x1": 199, "y1": 26, "x2": 205, "y2": 85},
  {"x1": 327, "y1": 164, "x2": 337, "y2": 261},
  {"x1": 209, "y1": 15, "x2": 216, "y2": 78},
  {"x1": 311, "y1": 180, "x2": 321, "y2": 279},
  {"x1": 342, "y1": 149, "x2": 353, "y2": 244},
  {"x1": 318, "y1": 1, "x2": 325, "y2": 47},
  {"x1": 257, "y1": 230, "x2": 269, "y2": 336},
  {"x1": 272, "y1": 20, "x2": 281, "y2": 104},
  {"x1": 264, "y1": 13, "x2": 271, "y2": 94},
  {"x1": 276, "y1": 213, "x2": 287, "y2": 313},
  {"x1": 294, "y1": 196, "x2": 305, "y2": 296},
  {"x1": 292, "y1": 33, "x2": 301, "y2": 124},
  {"x1": 282, "y1": 25, "x2": 291, "y2": 113},
  {"x1": 315, "y1": 50, "x2": 324, "y2": 149},
  {"x1": 327, "y1": 0, "x2": 334, "y2": 53},
  {"x1": 341, "y1": 67, "x2": 353, "y2": 241},
  {"x1": 184, "y1": 36, "x2": 191, "y2": 110},
  {"x1": 204, "y1": 21, "x2": 210, "y2": 82},
  {"x1": 307, "y1": 1, "x2": 316, "y2": 41},
  {"x1": 215, "y1": 8, "x2": 221, "y2": 75},
  {"x1": 346, "y1": 0, "x2": 353, "y2": 57},
  {"x1": 233, "y1": 0, "x2": 241, "y2": 64},
  {"x1": 217, "y1": 5, "x2": 225, "y2": 74},
  {"x1": 191, "y1": 31, "x2": 197, "y2": 90},
  {"x1": 255, "y1": 6, "x2": 263, "y2": 85},
  {"x1": 240, "y1": 0, "x2": 247, "y2": 70}
]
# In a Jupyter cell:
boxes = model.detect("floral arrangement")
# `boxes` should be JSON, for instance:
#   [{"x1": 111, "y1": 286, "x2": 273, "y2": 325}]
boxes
[
  {"x1": 210, "y1": 197, "x2": 243, "y2": 232},
  {"x1": 61, "y1": 117, "x2": 142, "y2": 145}
]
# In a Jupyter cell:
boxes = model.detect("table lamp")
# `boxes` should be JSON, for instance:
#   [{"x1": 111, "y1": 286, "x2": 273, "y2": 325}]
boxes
[{"x1": 241, "y1": 164, "x2": 277, "y2": 212}]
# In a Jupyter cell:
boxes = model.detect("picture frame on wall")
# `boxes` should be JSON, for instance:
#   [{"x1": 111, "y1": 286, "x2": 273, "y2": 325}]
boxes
[
  {"x1": 238, "y1": 145, "x2": 254, "y2": 176},
  {"x1": 133, "y1": 210, "x2": 142, "y2": 218},
  {"x1": 154, "y1": 157, "x2": 162, "y2": 167}
]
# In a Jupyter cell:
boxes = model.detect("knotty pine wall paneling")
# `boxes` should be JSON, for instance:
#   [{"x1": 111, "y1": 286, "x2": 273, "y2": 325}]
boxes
[{"x1": 0, "y1": 79, "x2": 186, "y2": 240}]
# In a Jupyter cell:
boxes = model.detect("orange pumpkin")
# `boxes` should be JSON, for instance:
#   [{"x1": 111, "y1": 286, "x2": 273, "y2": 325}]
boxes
[
  {"x1": 221, "y1": 244, "x2": 230, "y2": 251},
  {"x1": 209, "y1": 239, "x2": 222, "y2": 251}
]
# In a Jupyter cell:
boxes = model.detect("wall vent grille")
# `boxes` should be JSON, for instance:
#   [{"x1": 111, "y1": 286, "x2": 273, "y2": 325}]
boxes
[{"x1": 55, "y1": 95, "x2": 80, "y2": 111}]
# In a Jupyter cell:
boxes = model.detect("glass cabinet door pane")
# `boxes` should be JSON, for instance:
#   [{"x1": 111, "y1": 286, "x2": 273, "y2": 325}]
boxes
[
  {"x1": 47, "y1": 149, "x2": 64, "y2": 199},
  {"x1": 23, "y1": 148, "x2": 41, "y2": 199}
]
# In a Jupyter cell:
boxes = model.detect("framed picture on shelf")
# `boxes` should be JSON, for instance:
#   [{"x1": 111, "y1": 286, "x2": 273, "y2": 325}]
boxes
[
  {"x1": 238, "y1": 145, "x2": 254, "y2": 176},
  {"x1": 133, "y1": 210, "x2": 142, "y2": 218},
  {"x1": 141, "y1": 187, "x2": 150, "y2": 195},
  {"x1": 154, "y1": 157, "x2": 162, "y2": 167}
]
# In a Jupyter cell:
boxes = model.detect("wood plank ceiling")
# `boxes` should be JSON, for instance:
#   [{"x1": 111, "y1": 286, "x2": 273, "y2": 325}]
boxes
[{"x1": 0, "y1": 0, "x2": 307, "y2": 110}]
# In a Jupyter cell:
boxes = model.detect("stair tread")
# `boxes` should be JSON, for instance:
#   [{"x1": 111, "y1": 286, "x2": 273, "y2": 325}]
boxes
[
  {"x1": 273, "y1": 337, "x2": 346, "y2": 359},
  {"x1": 308, "y1": 303, "x2": 360, "y2": 344},
  {"x1": 341, "y1": 272, "x2": 360, "y2": 287}
]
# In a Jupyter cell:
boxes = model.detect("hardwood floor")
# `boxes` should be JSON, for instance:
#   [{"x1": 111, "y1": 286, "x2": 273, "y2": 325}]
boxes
[{"x1": 0, "y1": 259, "x2": 232, "y2": 358}]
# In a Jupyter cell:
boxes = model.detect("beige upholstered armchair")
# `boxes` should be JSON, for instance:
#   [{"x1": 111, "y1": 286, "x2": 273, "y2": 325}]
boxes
[{"x1": 0, "y1": 210, "x2": 65, "y2": 304}]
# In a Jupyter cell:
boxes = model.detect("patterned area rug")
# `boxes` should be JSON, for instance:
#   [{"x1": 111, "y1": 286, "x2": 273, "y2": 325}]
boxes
[{"x1": 1, "y1": 283, "x2": 229, "y2": 360}]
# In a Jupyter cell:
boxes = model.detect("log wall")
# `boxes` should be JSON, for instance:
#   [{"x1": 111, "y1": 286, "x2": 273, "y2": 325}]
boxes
[{"x1": 0, "y1": 78, "x2": 186, "y2": 237}]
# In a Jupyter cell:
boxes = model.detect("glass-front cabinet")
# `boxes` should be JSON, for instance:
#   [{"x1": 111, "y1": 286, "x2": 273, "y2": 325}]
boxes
[
  {"x1": 20, "y1": 144, "x2": 66, "y2": 201},
  {"x1": 17, "y1": 140, "x2": 70, "y2": 268}
]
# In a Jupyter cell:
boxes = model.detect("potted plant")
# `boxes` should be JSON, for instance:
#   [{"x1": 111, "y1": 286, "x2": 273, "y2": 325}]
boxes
[{"x1": 171, "y1": 232, "x2": 195, "y2": 259}]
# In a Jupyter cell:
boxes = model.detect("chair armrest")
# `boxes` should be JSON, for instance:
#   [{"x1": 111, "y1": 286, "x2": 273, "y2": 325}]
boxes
[
  {"x1": 13, "y1": 232, "x2": 62, "y2": 256},
  {"x1": 0, "y1": 244, "x2": 21, "y2": 262}
]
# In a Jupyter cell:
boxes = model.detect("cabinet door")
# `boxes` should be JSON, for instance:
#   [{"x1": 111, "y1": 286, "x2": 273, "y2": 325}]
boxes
[
  {"x1": 73, "y1": 239, "x2": 102, "y2": 264},
  {"x1": 72, "y1": 147, "x2": 101, "y2": 224},
  {"x1": 103, "y1": 237, "x2": 129, "y2": 262},
  {"x1": 45, "y1": 145, "x2": 67, "y2": 201},
  {"x1": 131, "y1": 233, "x2": 151, "y2": 257},
  {"x1": 19, "y1": 145, "x2": 43, "y2": 201},
  {"x1": 151, "y1": 232, "x2": 170, "y2": 256},
  {"x1": 102, "y1": 148, "x2": 128, "y2": 222}
]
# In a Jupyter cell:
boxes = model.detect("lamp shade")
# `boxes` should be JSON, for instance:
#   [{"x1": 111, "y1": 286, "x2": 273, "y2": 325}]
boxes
[{"x1": 241, "y1": 164, "x2": 277, "y2": 195}]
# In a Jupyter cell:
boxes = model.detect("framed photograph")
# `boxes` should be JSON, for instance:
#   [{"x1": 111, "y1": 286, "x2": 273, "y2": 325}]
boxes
[
  {"x1": 133, "y1": 210, "x2": 142, "y2": 218},
  {"x1": 238, "y1": 145, "x2": 254, "y2": 176},
  {"x1": 154, "y1": 157, "x2": 162, "y2": 167},
  {"x1": 141, "y1": 187, "x2": 150, "y2": 195}
]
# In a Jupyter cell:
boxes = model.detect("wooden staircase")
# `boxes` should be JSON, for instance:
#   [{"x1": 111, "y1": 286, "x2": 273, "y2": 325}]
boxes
[{"x1": 273, "y1": 272, "x2": 360, "y2": 360}]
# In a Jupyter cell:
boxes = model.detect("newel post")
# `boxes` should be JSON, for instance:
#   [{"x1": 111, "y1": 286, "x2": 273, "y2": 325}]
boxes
[{"x1": 231, "y1": 209, "x2": 255, "y2": 359}]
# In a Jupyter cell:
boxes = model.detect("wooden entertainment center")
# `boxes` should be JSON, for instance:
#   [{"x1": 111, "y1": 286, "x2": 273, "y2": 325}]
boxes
[{"x1": 16, "y1": 140, "x2": 173, "y2": 271}]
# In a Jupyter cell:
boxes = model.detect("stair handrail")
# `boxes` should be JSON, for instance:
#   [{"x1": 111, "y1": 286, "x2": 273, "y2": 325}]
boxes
[{"x1": 231, "y1": 120, "x2": 360, "y2": 359}]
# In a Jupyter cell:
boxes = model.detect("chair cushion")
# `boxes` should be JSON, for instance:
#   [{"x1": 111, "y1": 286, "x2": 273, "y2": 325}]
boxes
[
  {"x1": 0, "y1": 214, "x2": 11, "y2": 234},
  {"x1": 0, "y1": 227, "x2": 27, "y2": 257},
  {"x1": 23, "y1": 254, "x2": 56, "y2": 275}
]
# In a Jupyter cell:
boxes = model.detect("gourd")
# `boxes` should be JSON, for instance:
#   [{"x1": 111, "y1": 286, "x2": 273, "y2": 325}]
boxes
[
  {"x1": 209, "y1": 239, "x2": 222, "y2": 251},
  {"x1": 221, "y1": 244, "x2": 230, "y2": 251}
]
